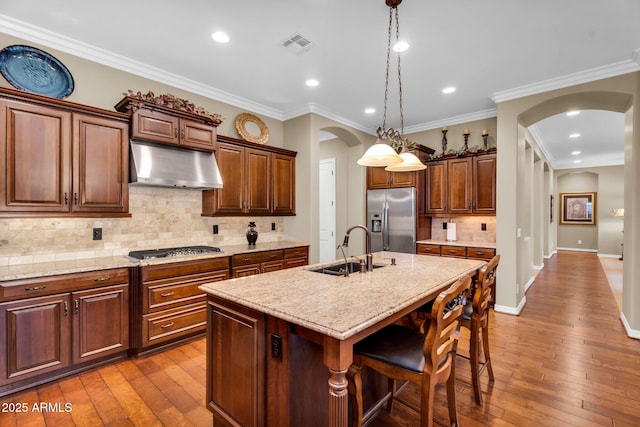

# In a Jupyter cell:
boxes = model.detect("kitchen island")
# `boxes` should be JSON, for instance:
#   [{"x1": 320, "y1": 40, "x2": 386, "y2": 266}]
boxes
[{"x1": 199, "y1": 251, "x2": 485, "y2": 427}]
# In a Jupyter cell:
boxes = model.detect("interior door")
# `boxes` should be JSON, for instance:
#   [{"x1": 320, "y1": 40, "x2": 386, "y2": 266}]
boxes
[{"x1": 319, "y1": 158, "x2": 336, "y2": 262}]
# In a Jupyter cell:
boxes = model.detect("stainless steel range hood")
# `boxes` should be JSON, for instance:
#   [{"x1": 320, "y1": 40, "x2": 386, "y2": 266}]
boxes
[{"x1": 129, "y1": 140, "x2": 223, "y2": 189}]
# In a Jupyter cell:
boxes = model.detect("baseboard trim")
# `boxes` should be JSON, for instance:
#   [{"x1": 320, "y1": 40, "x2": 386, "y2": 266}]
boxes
[
  {"x1": 620, "y1": 312, "x2": 640, "y2": 340},
  {"x1": 557, "y1": 247, "x2": 598, "y2": 253},
  {"x1": 494, "y1": 295, "x2": 526, "y2": 315}
]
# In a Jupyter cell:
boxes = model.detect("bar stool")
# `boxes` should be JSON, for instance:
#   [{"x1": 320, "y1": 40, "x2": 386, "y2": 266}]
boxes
[
  {"x1": 347, "y1": 275, "x2": 471, "y2": 427},
  {"x1": 459, "y1": 254, "x2": 499, "y2": 405}
]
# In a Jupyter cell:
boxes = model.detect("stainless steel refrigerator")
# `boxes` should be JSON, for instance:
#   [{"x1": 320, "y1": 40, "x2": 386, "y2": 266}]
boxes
[{"x1": 367, "y1": 187, "x2": 416, "y2": 253}]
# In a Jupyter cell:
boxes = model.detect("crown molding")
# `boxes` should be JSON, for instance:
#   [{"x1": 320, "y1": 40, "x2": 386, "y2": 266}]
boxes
[
  {"x1": 0, "y1": 14, "x2": 285, "y2": 121},
  {"x1": 527, "y1": 124, "x2": 557, "y2": 168},
  {"x1": 491, "y1": 53, "x2": 640, "y2": 104},
  {"x1": 403, "y1": 108, "x2": 497, "y2": 134}
]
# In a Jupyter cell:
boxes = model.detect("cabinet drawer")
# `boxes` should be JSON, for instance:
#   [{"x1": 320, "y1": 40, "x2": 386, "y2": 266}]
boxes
[
  {"x1": 232, "y1": 250, "x2": 283, "y2": 266},
  {"x1": 466, "y1": 247, "x2": 496, "y2": 260},
  {"x1": 141, "y1": 302, "x2": 206, "y2": 347},
  {"x1": 0, "y1": 268, "x2": 129, "y2": 302},
  {"x1": 141, "y1": 257, "x2": 229, "y2": 282},
  {"x1": 441, "y1": 245, "x2": 467, "y2": 258},
  {"x1": 284, "y1": 247, "x2": 308, "y2": 259},
  {"x1": 143, "y1": 270, "x2": 229, "y2": 313},
  {"x1": 416, "y1": 244, "x2": 441, "y2": 256}
]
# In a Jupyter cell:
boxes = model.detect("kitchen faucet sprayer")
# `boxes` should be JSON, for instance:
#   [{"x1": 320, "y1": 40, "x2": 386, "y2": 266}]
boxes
[{"x1": 342, "y1": 225, "x2": 373, "y2": 272}]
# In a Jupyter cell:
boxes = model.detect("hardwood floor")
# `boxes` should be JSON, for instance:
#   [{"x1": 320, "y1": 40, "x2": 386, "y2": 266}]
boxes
[{"x1": 1, "y1": 250, "x2": 638, "y2": 426}]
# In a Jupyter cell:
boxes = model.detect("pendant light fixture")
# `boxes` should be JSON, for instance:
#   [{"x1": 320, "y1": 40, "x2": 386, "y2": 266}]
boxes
[{"x1": 357, "y1": 0, "x2": 426, "y2": 171}]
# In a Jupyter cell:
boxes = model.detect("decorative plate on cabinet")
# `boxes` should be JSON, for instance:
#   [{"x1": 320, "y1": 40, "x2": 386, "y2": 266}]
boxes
[
  {"x1": 0, "y1": 45, "x2": 74, "y2": 99},
  {"x1": 235, "y1": 113, "x2": 270, "y2": 144}
]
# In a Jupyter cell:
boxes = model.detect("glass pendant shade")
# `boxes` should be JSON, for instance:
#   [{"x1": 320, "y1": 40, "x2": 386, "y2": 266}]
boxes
[
  {"x1": 385, "y1": 150, "x2": 426, "y2": 171},
  {"x1": 357, "y1": 139, "x2": 403, "y2": 167}
]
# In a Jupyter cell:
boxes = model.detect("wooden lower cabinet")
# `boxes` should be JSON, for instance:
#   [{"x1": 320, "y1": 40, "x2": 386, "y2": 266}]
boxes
[
  {"x1": 232, "y1": 250, "x2": 284, "y2": 278},
  {"x1": 206, "y1": 297, "x2": 265, "y2": 427},
  {"x1": 0, "y1": 269, "x2": 130, "y2": 395},
  {"x1": 133, "y1": 257, "x2": 230, "y2": 354},
  {"x1": 417, "y1": 243, "x2": 496, "y2": 303}
]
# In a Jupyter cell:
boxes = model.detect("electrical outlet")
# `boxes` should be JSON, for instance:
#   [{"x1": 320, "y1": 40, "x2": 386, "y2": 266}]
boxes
[
  {"x1": 481, "y1": 223, "x2": 487, "y2": 231},
  {"x1": 578, "y1": 239, "x2": 582, "y2": 245},
  {"x1": 443, "y1": 222, "x2": 447, "y2": 230},
  {"x1": 271, "y1": 222, "x2": 276, "y2": 231},
  {"x1": 213, "y1": 225, "x2": 219, "y2": 234},
  {"x1": 92, "y1": 228, "x2": 102, "y2": 240},
  {"x1": 271, "y1": 334, "x2": 282, "y2": 361}
]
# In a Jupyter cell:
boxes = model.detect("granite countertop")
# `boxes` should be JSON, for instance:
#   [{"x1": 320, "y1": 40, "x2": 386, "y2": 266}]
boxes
[
  {"x1": 0, "y1": 240, "x2": 309, "y2": 282},
  {"x1": 416, "y1": 239, "x2": 496, "y2": 249},
  {"x1": 199, "y1": 251, "x2": 485, "y2": 341}
]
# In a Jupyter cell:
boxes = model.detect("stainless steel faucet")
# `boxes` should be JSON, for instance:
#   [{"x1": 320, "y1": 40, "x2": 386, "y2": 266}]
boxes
[{"x1": 342, "y1": 225, "x2": 373, "y2": 272}]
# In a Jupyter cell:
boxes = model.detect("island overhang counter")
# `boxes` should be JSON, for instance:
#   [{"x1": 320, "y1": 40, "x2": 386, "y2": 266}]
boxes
[{"x1": 199, "y1": 251, "x2": 486, "y2": 427}]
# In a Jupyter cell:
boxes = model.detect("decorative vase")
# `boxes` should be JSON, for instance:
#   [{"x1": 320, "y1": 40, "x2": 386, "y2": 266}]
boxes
[{"x1": 246, "y1": 221, "x2": 258, "y2": 245}]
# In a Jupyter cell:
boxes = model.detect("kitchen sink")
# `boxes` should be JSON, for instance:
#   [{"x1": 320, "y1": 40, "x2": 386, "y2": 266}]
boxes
[{"x1": 309, "y1": 261, "x2": 384, "y2": 276}]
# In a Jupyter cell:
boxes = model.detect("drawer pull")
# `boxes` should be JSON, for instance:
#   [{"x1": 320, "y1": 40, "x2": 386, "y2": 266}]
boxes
[
  {"x1": 94, "y1": 276, "x2": 111, "y2": 282},
  {"x1": 270, "y1": 254, "x2": 277, "y2": 258},
  {"x1": 24, "y1": 285, "x2": 46, "y2": 291},
  {"x1": 160, "y1": 291, "x2": 175, "y2": 298},
  {"x1": 160, "y1": 322, "x2": 174, "y2": 329},
  {"x1": 243, "y1": 257, "x2": 250, "y2": 262},
  {"x1": 475, "y1": 251, "x2": 485, "y2": 255}
]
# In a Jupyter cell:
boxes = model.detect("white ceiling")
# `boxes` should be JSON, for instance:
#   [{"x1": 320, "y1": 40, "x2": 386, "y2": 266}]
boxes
[{"x1": 1, "y1": 0, "x2": 639, "y2": 169}]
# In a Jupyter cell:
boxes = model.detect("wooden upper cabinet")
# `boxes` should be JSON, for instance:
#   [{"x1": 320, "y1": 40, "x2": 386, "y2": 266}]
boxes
[
  {"x1": 473, "y1": 153, "x2": 497, "y2": 214},
  {"x1": 271, "y1": 153, "x2": 296, "y2": 215},
  {"x1": 245, "y1": 148, "x2": 271, "y2": 214},
  {"x1": 447, "y1": 157, "x2": 473, "y2": 214},
  {"x1": 1, "y1": 100, "x2": 71, "y2": 213},
  {"x1": 73, "y1": 114, "x2": 128, "y2": 213},
  {"x1": 425, "y1": 160, "x2": 447, "y2": 215},
  {"x1": 366, "y1": 167, "x2": 416, "y2": 189},
  {"x1": 425, "y1": 152, "x2": 496, "y2": 216},
  {"x1": 129, "y1": 107, "x2": 217, "y2": 151},
  {"x1": 202, "y1": 136, "x2": 297, "y2": 216},
  {"x1": 204, "y1": 142, "x2": 245, "y2": 215},
  {"x1": 0, "y1": 89, "x2": 130, "y2": 217}
]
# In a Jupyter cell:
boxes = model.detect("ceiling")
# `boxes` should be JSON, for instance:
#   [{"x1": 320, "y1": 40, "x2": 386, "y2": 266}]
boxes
[{"x1": 1, "y1": 0, "x2": 638, "y2": 169}]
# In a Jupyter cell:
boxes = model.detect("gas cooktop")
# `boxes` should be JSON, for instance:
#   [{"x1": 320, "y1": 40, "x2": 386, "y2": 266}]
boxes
[{"x1": 128, "y1": 245, "x2": 221, "y2": 260}]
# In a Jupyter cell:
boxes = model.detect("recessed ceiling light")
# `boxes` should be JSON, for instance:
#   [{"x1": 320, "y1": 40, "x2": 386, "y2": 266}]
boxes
[
  {"x1": 442, "y1": 87, "x2": 456, "y2": 94},
  {"x1": 566, "y1": 110, "x2": 580, "y2": 116},
  {"x1": 571, "y1": 151, "x2": 581, "y2": 155},
  {"x1": 211, "y1": 31, "x2": 230, "y2": 43},
  {"x1": 365, "y1": 108, "x2": 376, "y2": 114},
  {"x1": 305, "y1": 79, "x2": 319, "y2": 87},
  {"x1": 569, "y1": 133, "x2": 581, "y2": 138},
  {"x1": 573, "y1": 160, "x2": 582, "y2": 164},
  {"x1": 393, "y1": 41, "x2": 409, "y2": 52}
]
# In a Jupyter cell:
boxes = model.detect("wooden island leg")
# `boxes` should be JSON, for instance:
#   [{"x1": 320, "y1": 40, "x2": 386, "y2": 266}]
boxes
[{"x1": 324, "y1": 337, "x2": 353, "y2": 427}]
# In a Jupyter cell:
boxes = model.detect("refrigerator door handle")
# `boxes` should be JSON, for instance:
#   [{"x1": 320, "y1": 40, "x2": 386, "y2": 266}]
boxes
[{"x1": 382, "y1": 201, "x2": 390, "y2": 250}]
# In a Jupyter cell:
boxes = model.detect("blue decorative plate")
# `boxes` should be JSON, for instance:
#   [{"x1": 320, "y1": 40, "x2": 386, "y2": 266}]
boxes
[{"x1": 0, "y1": 45, "x2": 74, "y2": 98}]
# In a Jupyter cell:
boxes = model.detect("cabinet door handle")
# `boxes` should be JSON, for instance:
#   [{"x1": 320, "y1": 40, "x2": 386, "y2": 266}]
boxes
[
  {"x1": 94, "y1": 276, "x2": 111, "y2": 282},
  {"x1": 24, "y1": 285, "x2": 46, "y2": 291},
  {"x1": 74, "y1": 193, "x2": 78, "y2": 205},
  {"x1": 180, "y1": 129, "x2": 185, "y2": 139},
  {"x1": 64, "y1": 192, "x2": 69, "y2": 205},
  {"x1": 74, "y1": 300, "x2": 79, "y2": 315},
  {"x1": 160, "y1": 322, "x2": 174, "y2": 329},
  {"x1": 63, "y1": 301, "x2": 68, "y2": 317},
  {"x1": 160, "y1": 291, "x2": 175, "y2": 298},
  {"x1": 174, "y1": 128, "x2": 178, "y2": 138}
]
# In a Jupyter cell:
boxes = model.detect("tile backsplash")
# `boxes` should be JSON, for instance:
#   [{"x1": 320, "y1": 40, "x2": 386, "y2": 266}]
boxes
[
  {"x1": 430, "y1": 216, "x2": 496, "y2": 243},
  {"x1": 0, "y1": 186, "x2": 284, "y2": 266}
]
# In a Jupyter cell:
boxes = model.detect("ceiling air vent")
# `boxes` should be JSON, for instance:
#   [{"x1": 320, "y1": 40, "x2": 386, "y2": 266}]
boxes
[{"x1": 281, "y1": 33, "x2": 312, "y2": 54}]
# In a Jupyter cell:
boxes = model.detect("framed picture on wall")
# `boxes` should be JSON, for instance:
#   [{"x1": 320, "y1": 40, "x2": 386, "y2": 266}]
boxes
[{"x1": 560, "y1": 192, "x2": 596, "y2": 225}]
